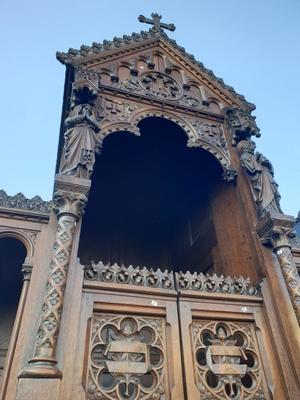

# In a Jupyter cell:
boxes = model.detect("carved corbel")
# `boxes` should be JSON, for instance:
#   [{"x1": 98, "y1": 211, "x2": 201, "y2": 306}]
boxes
[
  {"x1": 19, "y1": 176, "x2": 90, "y2": 379},
  {"x1": 257, "y1": 212, "x2": 300, "y2": 324},
  {"x1": 222, "y1": 167, "x2": 237, "y2": 182},
  {"x1": 224, "y1": 107, "x2": 260, "y2": 146}
]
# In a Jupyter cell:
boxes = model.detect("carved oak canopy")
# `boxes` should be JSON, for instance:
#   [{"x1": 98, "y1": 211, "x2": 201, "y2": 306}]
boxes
[{"x1": 55, "y1": 15, "x2": 260, "y2": 183}]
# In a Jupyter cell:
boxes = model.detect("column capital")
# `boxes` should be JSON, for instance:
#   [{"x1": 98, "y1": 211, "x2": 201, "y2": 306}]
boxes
[
  {"x1": 53, "y1": 175, "x2": 91, "y2": 219},
  {"x1": 256, "y1": 211, "x2": 296, "y2": 250}
]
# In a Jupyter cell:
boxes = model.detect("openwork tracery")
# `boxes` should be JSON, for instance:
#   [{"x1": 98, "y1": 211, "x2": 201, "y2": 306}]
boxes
[
  {"x1": 88, "y1": 314, "x2": 167, "y2": 400},
  {"x1": 192, "y1": 320, "x2": 265, "y2": 399}
]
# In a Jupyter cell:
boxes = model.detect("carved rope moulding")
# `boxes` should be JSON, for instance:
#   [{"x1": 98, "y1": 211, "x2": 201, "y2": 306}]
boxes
[{"x1": 87, "y1": 314, "x2": 167, "y2": 400}]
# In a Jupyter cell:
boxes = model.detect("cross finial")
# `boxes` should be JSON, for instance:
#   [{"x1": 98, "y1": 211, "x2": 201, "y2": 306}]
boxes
[{"x1": 138, "y1": 13, "x2": 176, "y2": 32}]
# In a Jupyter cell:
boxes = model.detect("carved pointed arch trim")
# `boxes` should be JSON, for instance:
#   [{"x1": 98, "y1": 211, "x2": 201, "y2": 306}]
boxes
[{"x1": 99, "y1": 105, "x2": 235, "y2": 179}]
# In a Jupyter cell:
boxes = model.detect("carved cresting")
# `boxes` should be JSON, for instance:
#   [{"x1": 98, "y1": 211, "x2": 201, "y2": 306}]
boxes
[
  {"x1": 192, "y1": 320, "x2": 266, "y2": 399},
  {"x1": 19, "y1": 177, "x2": 89, "y2": 378},
  {"x1": 257, "y1": 212, "x2": 300, "y2": 325},
  {"x1": 88, "y1": 314, "x2": 167, "y2": 400}
]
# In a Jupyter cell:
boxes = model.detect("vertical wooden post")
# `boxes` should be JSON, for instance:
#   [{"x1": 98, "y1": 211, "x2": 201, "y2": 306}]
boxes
[
  {"x1": 257, "y1": 212, "x2": 300, "y2": 325},
  {"x1": 19, "y1": 176, "x2": 90, "y2": 379}
]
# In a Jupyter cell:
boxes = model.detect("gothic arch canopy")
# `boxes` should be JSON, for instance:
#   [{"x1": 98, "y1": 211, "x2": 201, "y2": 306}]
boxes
[{"x1": 99, "y1": 106, "x2": 236, "y2": 181}]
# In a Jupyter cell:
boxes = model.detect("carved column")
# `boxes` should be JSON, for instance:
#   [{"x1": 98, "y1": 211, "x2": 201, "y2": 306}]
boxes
[
  {"x1": 257, "y1": 212, "x2": 300, "y2": 325},
  {"x1": 20, "y1": 176, "x2": 90, "y2": 378}
]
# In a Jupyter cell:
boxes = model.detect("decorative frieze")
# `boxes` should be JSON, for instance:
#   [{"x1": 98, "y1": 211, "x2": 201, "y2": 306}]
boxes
[
  {"x1": 84, "y1": 261, "x2": 261, "y2": 297},
  {"x1": 84, "y1": 261, "x2": 174, "y2": 290},
  {"x1": 0, "y1": 190, "x2": 51, "y2": 213},
  {"x1": 175, "y1": 271, "x2": 260, "y2": 296}
]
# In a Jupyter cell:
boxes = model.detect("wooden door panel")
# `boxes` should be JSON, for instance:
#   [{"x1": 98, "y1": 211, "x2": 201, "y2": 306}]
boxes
[
  {"x1": 74, "y1": 288, "x2": 185, "y2": 400},
  {"x1": 179, "y1": 297, "x2": 283, "y2": 399}
]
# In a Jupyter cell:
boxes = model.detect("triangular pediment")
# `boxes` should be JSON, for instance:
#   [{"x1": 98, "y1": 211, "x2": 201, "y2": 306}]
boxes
[{"x1": 57, "y1": 29, "x2": 254, "y2": 112}]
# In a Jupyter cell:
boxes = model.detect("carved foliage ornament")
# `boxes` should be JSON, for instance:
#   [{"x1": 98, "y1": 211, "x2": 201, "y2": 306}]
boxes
[
  {"x1": 0, "y1": 189, "x2": 52, "y2": 213},
  {"x1": 88, "y1": 314, "x2": 167, "y2": 400},
  {"x1": 175, "y1": 271, "x2": 260, "y2": 296},
  {"x1": 84, "y1": 261, "x2": 174, "y2": 290},
  {"x1": 192, "y1": 320, "x2": 266, "y2": 399},
  {"x1": 139, "y1": 71, "x2": 182, "y2": 100}
]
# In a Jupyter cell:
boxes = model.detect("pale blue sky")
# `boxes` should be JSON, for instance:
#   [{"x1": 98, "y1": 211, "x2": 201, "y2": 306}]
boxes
[{"x1": 0, "y1": 0, "x2": 299, "y2": 216}]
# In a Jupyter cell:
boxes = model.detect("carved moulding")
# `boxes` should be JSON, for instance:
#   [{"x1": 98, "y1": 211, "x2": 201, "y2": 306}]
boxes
[
  {"x1": 96, "y1": 100, "x2": 237, "y2": 183},
  {"x1": 87, "y1": 314, "x2": 167, "y2": 400},
  {"x1": 19, "y1": 175, "x2": 90, "y2": 379},
  {"x1": 84, "y1": 260, "x2": 174, "y2": 290},
  {"x1": 175, "y1": 271, "x2": 260, "y2": 296},
  {"x1": 192, "y1": 320, "x2": 266, "y2": 399},
  {"x1": 257, "y1": 212, "x2": 300, "y2": 325}
]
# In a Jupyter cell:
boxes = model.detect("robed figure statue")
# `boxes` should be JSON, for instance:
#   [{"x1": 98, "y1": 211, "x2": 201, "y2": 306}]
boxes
[
  {"x1": 238, "y1": 140, "x2": 282, "y2": 216},
  {"x1": 61, "y1": 103, "x2": 101, "y2": 179}
]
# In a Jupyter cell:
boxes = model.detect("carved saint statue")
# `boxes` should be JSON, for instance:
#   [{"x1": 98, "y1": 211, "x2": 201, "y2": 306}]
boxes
[
  {"x1": 238, "y1": 140, "x2": 282, "y2": 216},
  {"x1": 61, "y1": 103, "x2": 100, "y2": 179}
]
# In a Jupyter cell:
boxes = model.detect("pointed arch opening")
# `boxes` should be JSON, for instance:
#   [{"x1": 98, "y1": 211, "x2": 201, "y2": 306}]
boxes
[{"x1": 78, "y1": 116, "x2": 227, "y2": 273}]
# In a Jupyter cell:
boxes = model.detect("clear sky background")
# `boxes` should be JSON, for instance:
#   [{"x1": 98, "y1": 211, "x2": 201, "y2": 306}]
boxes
[{"x1": 0, "y1": 0, "x2": 299, "y2": 216}]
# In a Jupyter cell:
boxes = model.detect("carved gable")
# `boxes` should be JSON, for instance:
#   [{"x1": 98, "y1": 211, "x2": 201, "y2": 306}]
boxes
[{"x1": 73, "y1": 42, "x2": 242, "y2": 113}]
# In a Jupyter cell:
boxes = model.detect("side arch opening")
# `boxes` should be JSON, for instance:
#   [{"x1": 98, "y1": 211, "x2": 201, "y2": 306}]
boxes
[{"x1": 0, "y1": 237, "x2": 27, "y2": 379}]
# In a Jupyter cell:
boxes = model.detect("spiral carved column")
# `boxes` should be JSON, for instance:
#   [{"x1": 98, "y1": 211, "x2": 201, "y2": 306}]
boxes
[
  {"x1": 20, "y1": 177, "x2": 89, "y2": 378},
  {"x1": 257, "y1": 212, "x2": 300, "y2": 325}
]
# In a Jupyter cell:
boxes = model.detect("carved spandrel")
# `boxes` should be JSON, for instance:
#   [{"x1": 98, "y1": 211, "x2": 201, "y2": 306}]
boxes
[
  {"x1": 87, "y1": 314, "x2": 167, "y2": 400},
  {"x1": 192, "y1": 320, "x2": 266, "y2": 399}
]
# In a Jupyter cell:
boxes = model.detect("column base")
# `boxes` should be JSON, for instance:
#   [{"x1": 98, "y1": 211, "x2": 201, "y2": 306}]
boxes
[{"x1": 18, "y1": 358, "x2": 62, "y2": 379}]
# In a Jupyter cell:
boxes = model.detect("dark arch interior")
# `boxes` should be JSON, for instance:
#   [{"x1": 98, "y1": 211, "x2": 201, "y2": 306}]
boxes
[
  {"x1": 0, "y1": 237, "x2": 26, "y2": 376},
  {"x1": 78, "y1": 117, "x2": 222, "y2": 272}
]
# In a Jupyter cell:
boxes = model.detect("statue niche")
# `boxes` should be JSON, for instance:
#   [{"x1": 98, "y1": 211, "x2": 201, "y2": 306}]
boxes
[
  {"x1": 238, "y1": 139, "x2": 282, "y2": 217},
  {"x1": 61, "y1": 87, "x2": 101, "y2": 179}
]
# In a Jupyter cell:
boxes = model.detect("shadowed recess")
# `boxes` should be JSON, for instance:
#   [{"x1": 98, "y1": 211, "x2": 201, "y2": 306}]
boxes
[{"x1": 78, "y1": 117, "x2": 222, "y2": 272}]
